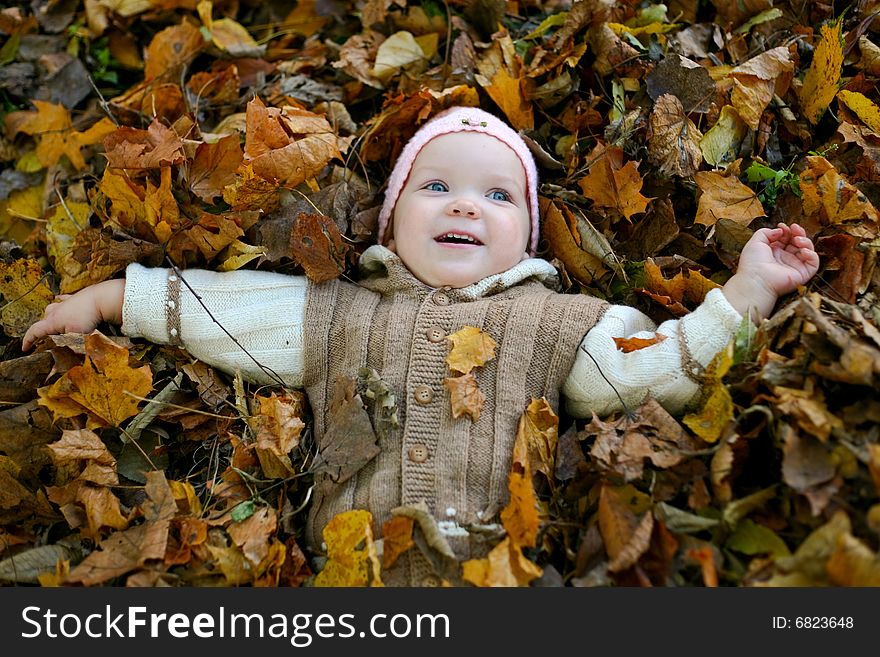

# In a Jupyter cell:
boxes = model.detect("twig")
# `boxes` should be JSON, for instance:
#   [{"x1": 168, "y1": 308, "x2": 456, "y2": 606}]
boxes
[
  {"x1": 579, "y1": 343, "x2": 634, "y2": 419},
  {"x1": 121, "y1": 372, "x2": 184, "y2": 444}
]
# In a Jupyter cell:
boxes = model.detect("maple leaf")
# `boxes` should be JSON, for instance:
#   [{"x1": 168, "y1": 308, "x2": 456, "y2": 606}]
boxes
[
  {"x1": 188, "y1": 133, "x2": 244, "y2": 202},
  {"x1": 801, "y1": 19, "x2": 844, "y2": 125},
  {"x1": 694, "y1": 169, "x2": 765, "y2": 227},
  {"x1": 579, "y1": 142, "x2": 652, "y2": 222},
  {"x1": 444, "y1": 373, "x2": 484, "y2": 422},
  {"x1": 37, "y1": 331, "x2": 153, "y2": 430},
  {"x1": 445, "y1": 325, "x2": 498, "y2": 375},
  {"x1": 253, "y1": 391, "x2": 306, "y2": 479},
  {"x1": 103, "y1": 119, "x2": 186, "y2": 169},
  {"x1": 648, "y1": 94, "x2": 703, "y2": 177},
  {"x1": 729, "y1": 46, "x2": 794, "y2": 130},
  {"x1": 0, "y1": 258, "x2": 54, "y2": 338},
  {"x1": 5, "y1": 101, "x2": 115, "y2": 170},
  {"x1": 314, "y1": 509, "x2": 383, "y2": 587}
]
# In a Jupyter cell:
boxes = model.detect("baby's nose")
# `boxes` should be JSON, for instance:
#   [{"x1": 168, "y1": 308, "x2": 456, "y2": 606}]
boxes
[{"x1": 447, "y1": 198, "x2": 480, "y2": 218}]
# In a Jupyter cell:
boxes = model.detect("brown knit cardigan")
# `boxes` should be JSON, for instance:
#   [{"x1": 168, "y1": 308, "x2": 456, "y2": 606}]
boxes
[{"x1": 302, "y1": 251, "x2": 608, "y2": 585}]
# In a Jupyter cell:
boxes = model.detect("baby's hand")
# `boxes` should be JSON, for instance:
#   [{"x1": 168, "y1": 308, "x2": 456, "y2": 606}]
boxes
[
  {"x1": 737, "y1": 223, "x2": 819, "y2": 295},
  {"x1": 22, "y1": 279, "x2": 125, "y2": 351}
]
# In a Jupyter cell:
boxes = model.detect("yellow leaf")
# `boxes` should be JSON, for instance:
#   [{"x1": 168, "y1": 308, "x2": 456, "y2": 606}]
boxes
[
  {"x1": 216, "y1": 239, "x2": 266, "y2": 272},
  {"x1": 444, "y1": 373, "x2": 485, "y2": 422},
  {"x1": 579, "y1": 142, "x2": 652, "y2": 221},
  {"x1": 0, "y1": 259, "x2": 54, "y2": 338},
  {"x1": 445, "y1": 325, "x2": 498, "y2": 375},
  {"x1": 500, "y1": 470, "x2": 540, "y2": 548},
  {"x1": 462, "y1": 536, "x2": 542, "y2": 587},
  {"x1": 144, "y1": 166, "x2": 180, "y2": 243},
  {"x1": 682, "y1": 343, "x2": 734, "y2": 443},
  {"x1": 800, "y1": 155, "x2": 878, "y2": 224},
  {"x1": 0, "y1": 184, "x2": 42, "y2": 244},
  {"x1": 801, "y1": 19, "x2": 844, "y2": 125},
  {"x1": 37, "y1": 331, "x2": 153, "y2": 430},
  {"x1": 475, "y1": 36, "x2": 534, "y2": 130},
  {"x1": 694, "y1": 170, "x2": 765, "y2": 227},
  {"x1": 314, "y1": 510, "x2": 384, "y2": 587},
  {"x1": 837, "y1": 89, "x2": 880, "y2": 134},
  {"x1": 381, "y1": 516, "x2": 414, "y2": 569},
  {"x1": 511, "y1": 397, "x2": 558, "y2": 480},
  {"x1": 700, "y1": 105, "x2": 748, "y2": 167},
  {"x1": 46, "y1": 200, "x2": 89, "y2": 269},
  {"x1": 370, "y1": 31, "x2": 426, "y2": 83}
]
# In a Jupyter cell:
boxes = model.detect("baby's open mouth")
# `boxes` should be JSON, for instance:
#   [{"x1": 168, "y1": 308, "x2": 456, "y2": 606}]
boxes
[{"x1": 435, "y1": 232, "x2": 483, "y2": 245}]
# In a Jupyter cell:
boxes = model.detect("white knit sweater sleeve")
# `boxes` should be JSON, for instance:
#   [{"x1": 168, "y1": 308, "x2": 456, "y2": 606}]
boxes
[
  {"x1": 121, "y1": 263, "x2": 307, "y2": 388},
  {"x1": 563, "y1": 288, "x2": 743, "y2": 417}
]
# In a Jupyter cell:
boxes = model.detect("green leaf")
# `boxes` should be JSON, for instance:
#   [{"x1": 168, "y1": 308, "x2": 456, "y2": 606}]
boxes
[
  {"x1": 231, "y1": 499, "x2": 256, "y2": 522},
  {"x1": 726, "y1": 518, "x2": 791, "y2": 558}
]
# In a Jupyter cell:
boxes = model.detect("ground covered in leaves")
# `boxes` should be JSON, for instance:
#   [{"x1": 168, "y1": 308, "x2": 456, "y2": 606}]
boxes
[{"x1": 1, "y1": 0, "x2": 879, "y2": 587}]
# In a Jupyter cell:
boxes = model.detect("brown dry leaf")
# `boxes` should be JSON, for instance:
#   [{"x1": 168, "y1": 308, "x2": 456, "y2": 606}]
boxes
[
  {"x1": 381, "y1": 515, "x2": 414, "y2": 569},
  {"x1": 312, "y1": 376, "x2": 380, "y2": 485},
  {"x1": 76, "y1": 485, "x2": 129, "y2": 538},
  {"x1": 333, "y1": 30, "x2": 386, "y2": 89},
  {"x1": 500, "y1": 470, "x2": 540, "y2": 548},
  {"x1": 512, "y1": 397, "x2": 558, "y2": 480},
  {"x1": 539, "y1": 198, "x2": 607, "y2": 286},
  {"x1": 773, "y1": 382, "x2": 843, "y2": 442},
  {"x1": 758, "y1": 510, "x2": 850, "y2": 586},
  {"x1": 475, "y1": 36, "x2": 534, "y2": 130},
  {"x1": 96, "y1": 167, "x2": 147, "y2": 234},
  {"x1": 598, "y1": 484, "x2": 653, "y2": 573},
  {"x1": 694, "y1": 170, "x2": 766, "y2": 227},
  {"x1": 103, "y1": 119, "x2": 186, "y2": 170},
  {"x1": 579, "y1": 142, "x2": 652, "y2": 222},
  {"x1": 444, "y1": 373, "x2": 484, "y2": 423},
  {"x1": 613, "y1": 334, "x2": 668, "y2": 353},
  {"x1": 290, "y1": 212, "x2": 350, "y2": 282},
  {"x1": 0, "y1": 258, "x2": 54, "y2": 338},
  {"x1": 729, "y1": 46, "x2": 794, "y2": 130},
  {"x1": 66, "y1": 519, "x2": 170, "y2": 585},
  {"x1": 222, "y1": 162, "x2": 282, "y2": 212},
  {"x1": 461, "y1": 536, "x2": 542, "y2": 587},
  {"x1": 5, "y1": 101, "x2": 115, "y2": 170},
  {"x1": 47, "y1": 428, "x2": 115, "y2": 469},
  {"x1": 646, "y1": 54, "x2": 716, "y2": 113},
  {"x1": 188, "y1": 133, "x2": 244, "y2": 202},
  {"x1": 370, "y1": 30, "x2": 428, "y2": 83},
  {"x1": 648, "y1": 94, "x2": 703, "y2": 178},
  {"x1": 445, "y1": 325, "x2": 498, "y2": 375},
  {"x1": 800, "y1": 155, "x2": 879, "y2": 225},
  {"x1": 227, "y1": 505, "x2": 276, "y2": 567},
  {"x1": 801, "y1": 19, "x2": 844, "y2": 125},
  {"x1": 781, "y1": 425, "x2": 836, "y2": 494},
  {"x1": 244, "y1": 98, "x2": 341, "y2": 188},
  {"x1": 187, "y1": 65, "x2": 241, "y2": 106},
  {"x1": 198, "y1": 1, "x2": 265, "y2": 58},
  {"x1": 282, "y1": 0, "x2": 328, "y2": 37},
  {"x1": 313, "y1": 509, "x2": 383, "y2": 587},
  {"x1": 827, "y1": 532, "x2": 880, "y2": 585},
  {"x1": 143, "y1": 469, "x2": 178, "y2": 522},
  {"x1": 37, "y1": 331, "x2": 153, "y2": 430},
  {"x1": 254, "y1": 391, "x2": 305, "y2": 479},
  {"x1": 143, "y1": 20, "x2": 206, "y2": 81}
]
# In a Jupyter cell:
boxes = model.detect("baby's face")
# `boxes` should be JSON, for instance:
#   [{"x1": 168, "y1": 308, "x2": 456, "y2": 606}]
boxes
[{"x1": 388, "y1": 132, "x2": 531, "y2": 289}]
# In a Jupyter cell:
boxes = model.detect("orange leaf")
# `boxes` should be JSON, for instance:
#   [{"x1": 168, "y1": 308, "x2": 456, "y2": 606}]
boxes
[
  {"x1": 254, "y1": 391, "x2": 306, "y2": 479},
  {"x1": 444, "y1": 373, "x2": 485, "y2": 422},
  {"x1": 144, "y1": 21, "x2": 206, "y2": 81},
  {"x1": 500, "y1": 470, "x2": 540, "y2": 548},
  {"x1": 188, "y1": 133, "x2": 244, "y2": 202},
  {"x1": 77, "y1": 484, "x2": 129, "y2": 538},
  {"x1": 314, "y1": 509, "x2": 384, "y2": 587},
  {"x1": 227, "y1": 506, "x2": 277, "y2": 568},
  {"x1": 613, "y1": 334, "x2": 668, "y2": 353},
  {"x1": 103, "y1": 119, "x2": 186, "y2": 169},
  {"x1": 144, "y1": 166, "x2": 180, "y2": 243},
  {"x1": 694, "y1": 170, "x2": 765, "y2": 227},
  {"x1": 381, "y1": 516, "x2": 415, "y2": 569},
  {"x1": 222, "y1": 162, "x2": 281, "y2": 212},
  {"x1": 539, "y1": 198, "x2": 607, "y2": 286},
  {"x1": 685, "y1": 546, "x2": 719, "y2": 587},
  {"x1": 800, "y1": 156, "x2": 878, "y2": 225},
  {"x1": 66, "y1": 520, "x2": 170, "y2": 585},
  {"x1": 37, "y1": 331, "x2": 153, "y2": 430},
  {"x1": 598, "y1": 484, "x2": 653, "y2": 572},
  {"x1": 445, "y1": 325, "x2": 498, "y2": 375},
  {"x1": 475, "y1": 37, "x2": 534, "y2": 130},
  {"x1": 579, "y1": 142, "x2": 652, "y2": 221}
]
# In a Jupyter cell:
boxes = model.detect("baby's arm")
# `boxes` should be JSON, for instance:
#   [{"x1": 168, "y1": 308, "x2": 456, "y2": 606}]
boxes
[
  {"x1": 22, "y1": 279, "x2": 125, "y2": 351},
  {"x1": 563, "y1": 288, "x2": 741, "y2": 417}
]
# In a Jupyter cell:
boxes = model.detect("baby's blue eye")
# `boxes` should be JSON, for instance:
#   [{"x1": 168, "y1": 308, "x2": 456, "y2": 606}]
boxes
[
  {"x1": 489, "y1": 190, "x2": 511, "y2": 202},
  {"x1": 424, "y1": 181, "x2": 447, "y2": 192}
]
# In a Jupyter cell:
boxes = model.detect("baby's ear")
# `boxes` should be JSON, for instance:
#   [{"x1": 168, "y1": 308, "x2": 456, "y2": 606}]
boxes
[{"x1": 386, "y1": 238, "x2": 397, "y2": 253}]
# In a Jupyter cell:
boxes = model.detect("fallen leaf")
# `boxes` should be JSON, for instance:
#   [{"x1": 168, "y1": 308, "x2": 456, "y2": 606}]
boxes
[
  {"x1": 700, "y1": 105, "x2": 748, "y2": 167},
  {"x1": 314, "y1": 509, "x2": 383, "y2": 587},
  {"x1": 800, "y1": 155, "x2": 879, "y2": 225},
  {"x1": 289, "y1": 212, "x2": 350, "y2": 282},
  {"x1": 381, "y1": 515, "x2": 414, "y2": 569},
  {"x1": 539, "y1": 198, "x2": 607, "y2": 286},
  {"x1": 66, "y1": 519, "x2": 170, "y2": 585},
  {"x1": 801, "y1": 19, "x2": 844, "y2": 125},
  {"x1": 646, "y1": 54, "x2": 717, "y2": 113},
  {"x1": 103, "y1": 119, "x2": 186, "y2": 170},
  {"x1": 683, "y1": 343, "x2": 734, "y2": 443},
  {"x1": 837, "y1": 89, "x2": 880, "y2": 134},
  {"x1": 254, "y1": 391, "x2": 305, "y2": 479},
  {"x1": 0, "y1": 258, "x2": 54, "y2": 338},
  {"x1": 37, "y1": 331, "x2": 153, "y2": 430},
  {"x1": 445, "y1": 325, "x2": 498, "y2": 375},
  {"x1": 475, "y1": 36, "x2": 534, "y2": 130},
  {"x1": 512, "y1": 397, "x2": 558, "y2": 480},
  {"x1": 198, "y1": 1, "x2": 265, "y2": 58},
  {"x1": 579, "y1": 142, "x2": 652, "y2": 221},
  {"x1": 694, "y1": 169, "x2": 766, "y2": 227},
  {"x1": 598, "y1": 484, "x2": 654, "y2": 573},
  {"x1": 188, "y1": 133, "x2": 244, "y2": 202},
  {"x1": 648, "y1": 94, "x2": 703, "y2": 177},
  {"x1": 729, "y1": 46, "x2": 794, "y2": 130},
  {"x1": 500, "y1": 470, "x2": 540, "y2": 548},
  {"x1": 444, "y1": 373, "x2": 484, "y2": 422},
  {"x1": 370, "y1": 30, "x2": 427, "y2": 83},
  {"x1": 461, "y1": 536, "x2": 542, "y2": 587},
  {"x1": 143, "y1": 20, "x2": 206, "y2": 81}
]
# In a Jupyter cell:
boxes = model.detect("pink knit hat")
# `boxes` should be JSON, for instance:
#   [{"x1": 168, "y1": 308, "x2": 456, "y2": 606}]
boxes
[{"x1": 377, "y1": 106, "x2": 541, "y2": 255}]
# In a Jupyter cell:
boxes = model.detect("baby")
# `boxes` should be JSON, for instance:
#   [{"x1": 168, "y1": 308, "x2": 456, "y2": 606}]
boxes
[{"x1": 23, "y1": 107, "x2": 819, "y2": 586}]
